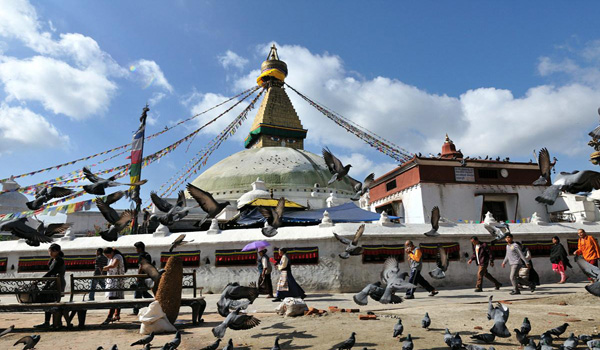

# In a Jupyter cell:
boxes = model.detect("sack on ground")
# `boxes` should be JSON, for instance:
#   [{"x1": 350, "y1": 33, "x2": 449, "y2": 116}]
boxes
[
  {"x1": 275, "y1": 297, "x2": 308, "y2": 317},
  {"x1": 138, "y1": 300, "x2": 177, "y2": 334}
]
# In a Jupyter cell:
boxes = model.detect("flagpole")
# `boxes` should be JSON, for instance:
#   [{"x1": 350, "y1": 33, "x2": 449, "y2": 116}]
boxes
[{"x1": 130, "y1": 104, "x2": 148, "y2": 235}]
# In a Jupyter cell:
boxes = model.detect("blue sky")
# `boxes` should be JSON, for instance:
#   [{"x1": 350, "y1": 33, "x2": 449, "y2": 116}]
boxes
[{"x1": 1, "y1": 0, "x2": 600, "y2": 208}]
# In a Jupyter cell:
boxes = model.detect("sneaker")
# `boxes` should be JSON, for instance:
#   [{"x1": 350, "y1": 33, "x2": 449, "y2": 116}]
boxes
[
  {"x1": 509, "y1": 290, "x2": 521, "y2": 295},
  {"x1": 495, "y1": 284, "x2": 502, "y2": 290},
  {"x1": 271, "y1": 298, "x2": 282, "y2": 302},
  {"x1": 530, "y1": 285, "x2": 536, "y2": 292},
  {"x1": 428, "y1": 291, "x2": 439, "y2": 297},
  {"x1": 405, "y1": 295, "x2": 415, "y2": 299},
  {"x1": 474, "y1": 288, "x2": 483, "y2": 292}
]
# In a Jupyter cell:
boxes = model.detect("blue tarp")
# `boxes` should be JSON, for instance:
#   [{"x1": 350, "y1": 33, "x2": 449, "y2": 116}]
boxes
[{"x1": 237, "y1": 202, "x2": 399, "y2": 226}]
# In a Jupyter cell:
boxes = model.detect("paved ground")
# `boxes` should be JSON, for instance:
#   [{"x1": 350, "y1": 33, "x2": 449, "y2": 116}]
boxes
[{"x1": 0, "y1": 281, "x2": 598, "y2": 349}]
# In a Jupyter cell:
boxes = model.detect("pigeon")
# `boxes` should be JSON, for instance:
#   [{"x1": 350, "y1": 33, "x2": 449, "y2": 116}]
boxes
[
  {"x1": 131, "y1": 332, "x2": 154, "y2": 346},
  {"x1": 465, "y1": 346, "x2": 493, "y2": 350},
  {"x1": 590, "y1": 108, "x2": 600, "y2": 138},
  {"x1": 333, "y1": 224, "x2": 365, "y2": 259},
  {"x1": 82, "y1": 166, "x2": 147, "y2": 195},
  {"x1": 402, "y1": 334, "x2": 413, "y2": 350},
  {"x1": 535, "y1": 170, "x2": 600, "y2": 205},
  {"x1": 489, "y1": 298, "x2": 510, "y2": 338},
  {"x1": 547, "y1": 323, "x2": 569, "y2": 337},
  {"x1": 524, "y1": 339, "x2": 537, "y2": 350},
  {"x1": 111, "y1": 346, "x2": 118, "y2": 350},
  {"x1": 352, "y1": 282, "x2": 403, "y2": 305},
  {"x1": 379, "y1": 257, "x2": 415, "y2": 304},
  {"x1": 421, "y1": 312, "x2": 431, "y2": 329},
  {"x1": 449, "y1": 333, "x2": 463, "y2": 350},
  {"x1": 579, "y1": 334, "x2": 594, "y2": 342},
  {"x1": 483, "y1": 223, "x2": 509, "y2": 242},
  {"x1": 169, "y1": 233, "x2": 193, "y2": 252},
  {"x1": 588, "y1": 339, "x2": 600, "y2": 350},
  {"x1": 347, "y1": 173, "x2": 375, "y2": 200},
  {"x1": 423, "y1": 206, "x2": 440, "y2": 237},
  {"x1": 337, "y1": 332, "x2": 356, "y2": 349},
  {"x1": 0, "y1": 218, "x2": 54, "y2": 246},
  {"x1": 533, "y1": 148, "x2": 555, "y2": 185},
  {"x1": 187, "y1": 183, "x2": 231, "y2": 228},
  {"x1": 393, "y1": 319, "x2": 404, "y2": 338},
  {"x1": 540, "y1": 331, "x2": 553, "y2": 346},
  {"x1": 470, "y1": 333, "x2": 495, "y2": 344},
  {"x1": 539, "y1": 338, "x2": 553, "y2": 350},
  {"x1": 520, "y1": 317, "x2": 531, "y2": 335},
  {"x1": 323, "y1": 147, "x2": 352, "y2": 185},
  {"x1": 142, "y1": 345, "x2": 150, "y2": 350},
  {"x1": 217, "y1": 282, "x2": 259, "y2": 317},
  {"x1": 0, "y1": 325, "x2": 14, "y2": 337},
  {"x1": 163, "y1": 331, "x2": 181, "y2": 350},
  {"x1": 95, "y1": 197, "x2": 134, "y2": 241},
  {"x1": 199, "y1": 338, "x2": 221, "y2": 350},
  {"x1": 14, "y1": 335, "x2": 40, "y2": 350},
  {"x1": 562, "y1": 333, "x2": 578, "y2": 350},
  {"x1": 514, "y1": 328, "x2": 529, "y2": 346},
  {"x1": 443, "y1": 329, "x2": 452, "y2": 346},
  {"x1": 258, "y1": 197, "x2": 285, "y2": 237},
  {"x1": 429, "y1": 244, "x2": 449, "y2": 279},
  {"x1": 211, "y1": 307, "x2": 261, "y2": 339},
  {"x1": 26, "y1": 186, "x2": 74, "y2": 210},
  {"x1": 574, "y1": 256, "x2": 600, "y2": 296},
  {"x1": 150, "y1": 191, "x2": 195, "y2": 226},
  {"x1": 271, "y1": 336, "x2": 280, "y2": 350},
  {"x1": 33, "y1": 219, "x2": 72, "y2": 238},
  {"x1": 222, "y1": 339, "x2": 234, "y2": 350},
  {"x1": 138, "y1": 257, "x2": 162, "y2": 295}
]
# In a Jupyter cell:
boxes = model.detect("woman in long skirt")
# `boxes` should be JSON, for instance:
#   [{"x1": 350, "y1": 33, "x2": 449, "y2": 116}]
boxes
[
  {"x1": 274, "y1": 248, "x2": 306, "y2": 301},
  {"x1": 550, "y1": 236, "x2": 572, "y2": 283},
  {"x1": 101, "y1": 247, "x2": 125, "y2": 324}
]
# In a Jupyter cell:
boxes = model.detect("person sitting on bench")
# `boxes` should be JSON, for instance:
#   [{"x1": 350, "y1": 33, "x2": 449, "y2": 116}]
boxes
[{"x1": 34, "y1": 243, "x2": 66, "y2": 329}]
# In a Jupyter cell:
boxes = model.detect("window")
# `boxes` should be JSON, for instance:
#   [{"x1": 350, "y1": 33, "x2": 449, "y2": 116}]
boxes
[
  {"x1": 161, "y1": 250, "x2": 201, "y2": 268},
  {"x1": 386, "y1": 179, "x2": 397, "y2": 191},
  {"x1": 482, "y1": 201, "x2": 508, "y2": 222},
  {"x1": 362, "y1": 245, "x2": 405, "y2": 264},
  {"x1": 478, "y1": 169, "x2": 499, "y2": 179}
]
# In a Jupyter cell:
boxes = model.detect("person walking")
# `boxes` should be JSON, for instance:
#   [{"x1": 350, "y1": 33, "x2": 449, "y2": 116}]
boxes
[
  {"x1": 88, "y1": 248, "x2": 108, "y2": 301},
  {"x1": 274, "y1": 248, "x2": 306, "y2": 301},
  {"x1": 34, "y1": 243, "x2": 66, "y2": 329},
  {"x1": 132, "y1": 241, "x2": 153, "y2": 315},
  {"x1": 574, "y1": 229, "x2": 600, "y2": 266},
  {"x1": 501, "y1": 233, "x2": 534, "y2": 295},
  {"x1": 517, "y1": 242, "x2": 540, "y2": 288},
  {"x1": 102, "y1": 247, "x2": 126, "y2": 325},
  {"x1": 258, "y1": 249, "x2": 274, "y2": 298},
  {"x1": 467, "y1": 236, "x2": 501, "y2": 292},
  {"x1": 404, "y1": 240, "x2": 438, "y2": 299},
  {"x1": 550, "y1": 236, "x2": 572, "y2": 284}
]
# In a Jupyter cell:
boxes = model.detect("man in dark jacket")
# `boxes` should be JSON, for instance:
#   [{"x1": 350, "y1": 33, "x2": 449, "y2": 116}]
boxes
[
  {"x1": 468, "y1": 236, "x2": 502, "y2": 292},
  {"x1": 89, "y1": 248, "x2": 108, "y2": 301},
  {"x1": 133, "y1": 241, "x2": 153, "y2": 315}
]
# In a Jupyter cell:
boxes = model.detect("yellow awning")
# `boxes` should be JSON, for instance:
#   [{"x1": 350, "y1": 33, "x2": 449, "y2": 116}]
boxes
[{"x1": 246, "y1": 198, "x2": 305, "y2": 208}]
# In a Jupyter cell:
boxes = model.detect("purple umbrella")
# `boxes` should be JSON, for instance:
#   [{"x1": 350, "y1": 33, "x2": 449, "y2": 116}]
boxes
[{"x1": 242, "y1": 240, "x2": 270, "y2": 252}]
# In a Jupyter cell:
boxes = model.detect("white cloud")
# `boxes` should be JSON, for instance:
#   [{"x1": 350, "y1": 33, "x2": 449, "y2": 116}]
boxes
[
  {"x1": 0, "y1": 55, "x2": 117, "y2": 120},
  {"x1": 187, "y1": 92, "x2": 250, "y2": 138},
  {"x1": 130, "y1": 59, "x2": 173, "y2": 93},
  {"x1": 0, "y1": 0, "x2": 55, "y2": 54},
  {"x1": 0, "y1": 103, "x2": 69, "y2": 153},
  {"x1": 338, "y1": 152, "x2": 397, "y2": 180},
  {"x1": 218, "y1": 50, "x2": 248, "y2": 70},
  {"x1": 149, "y1": 92, "x2": 167, "y2": 106}
]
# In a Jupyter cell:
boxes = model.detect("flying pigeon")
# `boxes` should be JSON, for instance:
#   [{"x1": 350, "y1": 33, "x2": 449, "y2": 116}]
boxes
[
  {"x1": 352, "y1": 282, "x2": 403, "y2": 306},
  {"x1": 336, "y1": 332, "x2": 356, "y2": 349},
  {"x1": 82, "y1": 166, "x2": 147, "y2": 195},
  {"x1": 333, "y1": 224, "x2": 365, "y2": 259},
  {"x1": 169, "y1": 233, "x2": 193, "y2": 252},
  {"x1": 520, "y1": 317, "x2": 531, "y2": 335},
  {"x1": 222, "y1": 339, "x2": 234, "y2": 350},
  {"x1": 217, "y1": 282, "x2": 259, "y2": 317},
  {"x1": 379, "y1": 257, "x2": 416, "y2": 304},
  {"x1": 199, "y1": 338, "x2": 221, "y2": 350},
  {"x1": 150, "y1": 191, "x2": 195, "y2": 226},
  {"x1": 187, "y1": 183, "x2": 231, "y2": 228},
  {"x1": 429, "y1": 244, "x2": 449, "y2": 279},
  {"x1": 322, "y1": 147, "x2": 352, "y2": 185},
  {"x1": 26, "y1": 186, "x2": 74, "y2": 210},
  {"x1": 14, "y1": 335, "x2": 41, "y2": 350},
  {"x1": 535, "y1": 170, "x2": 600, "y2": 205},
  {"x1": 0, "y1": 218, "x2": 54, "y2": 247},
  {"x1": 514, "y1": 328, "x2": 529, "y2": 346},
  {"x1": 423, "y1": 206, "x2": 440, "y2": 237},
  {"x1": 211, "y1": 307, "x2": 261, "y2": 339},
  {"x1": 258, "y1": 197, "x2": 285, "y2": 237},
  {"x1": 347, "y1": 173, "x2": 375, "y2": 200},
  {"x1": 131, "y1": 332, "x2": 154, "y2": 346},
  {"x1": 562, "y1": 333, "x2": 578, "y2": 350},
  {"x1": 483, "y1": 223, "x2": 509, "y2": 242},
  {"x1": 470, "y1": 333, "x2": 495, "y2": 344},
  {"x1": 393, "y1": 319, "x2": 404, "y2": 338},
  {"x1": 574, "y1": 256, "x2": 600, "y2": 296},
  {"x1": 271, "y1": 336, "x2": 281, "y2": 350},
  {"x1": 402, "y1": 334, "x2": 413, "y2": 350},
  {"x1": 546, "y1": 323, "x2": 569, "y2": 337},
  {"x1": 488, "y1": 297, "x2": 510, "y2": 338},
  {"x1": 0, "y1": 325, "x2": 14, "y2": 337},
  {"x1": 533, "y1": 148, "x2": 555, "y2": 185},
  {"x1": 421, "y1": 312, "x2": 431, "y2": 329},
  {"x1": 443, "y1": 329, "x2": 452, "y2": 346},
  {"x1": 95, "y1": 197, "x2": 134, "y2": 242},
  {"x1": 449, "y1": 333, "x2": 463, "y2": 350}
]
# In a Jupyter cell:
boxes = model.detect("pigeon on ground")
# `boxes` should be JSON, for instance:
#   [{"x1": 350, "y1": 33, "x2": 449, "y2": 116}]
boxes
[
  {"x1": 423, "y1": 206, "x2": 440, "y2": 237},
  {"x1": 142, "y1": 345, "x2": 150, "y2": 350},
  {"x1": 150, "y1": 191, "x2": 195, "y2": 226},
  {"x1": 561, "y1": 333, "x2": 578, "y2": 350},
  {"x1": 162, "y1": 331, "x2": 181, "y2": 350},
  {"x1": 0, "y1": 218, "x2": 55, "y2": 247},
  {"x1": 429, "y1": 244, "x2": 449, "y2": 279},
  {"x1": 131, "y1": 332, "x2": 154, "y2": 346},
  {"x1": 402, "y1": 334, "x2": 413, "y2": 350},
  {"x1": 82, "y1": 166, "x2": 147, "y2": 195},
  {"x1": 449, "y1": 333, "x2": 463, "y2": 350},
  {"x1": 489, "y1": 298, "x2": 510, "y2": 338},
  {"x1": 110, "y1": 346, "x2": 118, "y2": 350},
  {"x1": 199, "y1": 338, "x2": 221, "y2": 350},
  {"x1": 483, "y1": 223, "x2": 509, "y2": 242},
  {"x1": 0, "y1": 325, "x2": 14, "y2": 337},
  {"x1": 333, "y1": 224, "x2": 365, "y2": 259},
  {"x1": 169, "y1": 233, "x2": 193, "y2": 252},
  {"x1": 270, "y1": 336, "x2": 280, "y2": 350},
  {"x1": 26, "y1": 186, "x2": 74, "y2": 210},
  {"x1": 540, "y1": 332, "x2": 553, "y2": 346},
  {"x1": 465, "y1": 345, "x2": 493, "y2": 350},
  {"x1": 547, "y1": 323, "x2": 569, "y2": 337},
  {"x1": 352, "y1": 282, "x2": 403, "y2": 306},
  {"x1": 535, "y1": 170, "x2": 600, "y2": 205},
  {"x1": 533, "y1": 148, "x2": 555, "y2": 185},
  {"x1": 217, "y1": 282, "x2": 259, "y2": 317},
  {"x1": 514, "y1": 328, "x2": 529, "y2": 346},
  {"x1": 380, "y1": 257, "x2": 415, "y2": 304},
  {"x1": 337, "y1": 332, "x2": 356, "y2": 349},
  {"x1": 443, "y1": 329, "x2": 452, "y2": 346},
  {"x1": 347, "y1": 173, "x2": 375, "y2": 200},
  {"x1": 579, "y1": 334, "x2": 594, "y2": 342},
  {"x1": 323, "y1": 147, "x2": 352, "y2": 185},
  {"x1": 187, "y1": 183, "x2": 231, "y2": 228},
  {"x1": 524, "y1": 339, "x2": 537, "y2": 350},
  {"x1": 588, "y1": 339, "x2": 600, "y2": 350},
  {"x1": 539, "y1": 337, "x2": 553, "y2": 350},
  {"x1": 470, "y1": 333, "x2": 495, "y2": 344},
  {"x1": 222, "y1": 339, "x2": 234, "y2": 350},
  {"x1": 520, "y1": 317, "x2": 531, "y2": 335},
  {"x1": 14, "y1": 335, "x2": 40, "y2": 350},
  {"x1": 211, "y1": 307, "x2": 261, "y2": 339},
  {"x1": 258, "y1": 197, "x2": 285, "y2": 237},
  {"x1": 95, "y1": 197, "x2": 134, "y2": 241},
  {"x1": 393, "y1": 319, "x2": 404, "y2": 338},
  {"x1": 421, "y1": 312, "x2": 431, "y2": 329}
]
